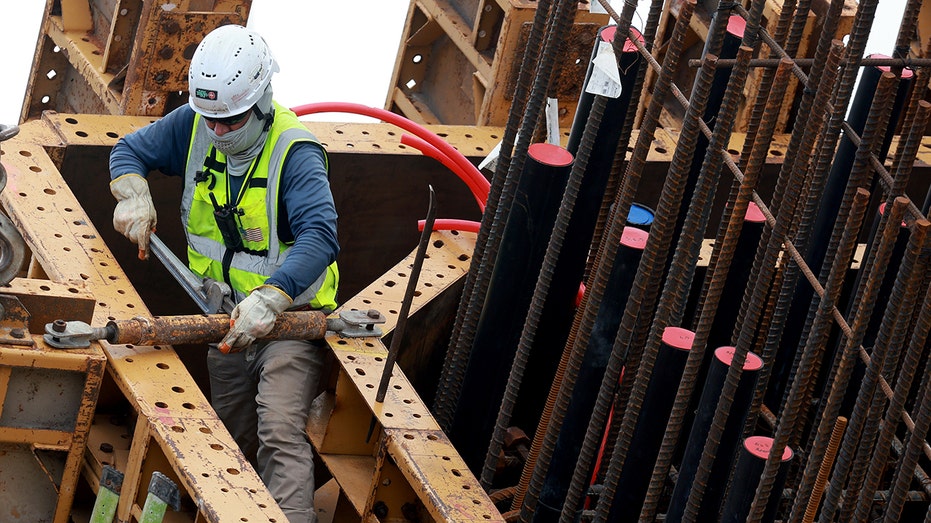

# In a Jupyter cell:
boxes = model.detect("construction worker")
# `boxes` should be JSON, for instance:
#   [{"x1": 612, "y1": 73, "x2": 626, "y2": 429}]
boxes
[{"x1": 108, "y1": 24, "x2": 338, "y2": 522}]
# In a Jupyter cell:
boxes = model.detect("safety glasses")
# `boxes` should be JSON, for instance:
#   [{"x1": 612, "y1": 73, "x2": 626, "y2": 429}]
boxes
[{"x1": 204, "y1": 109, "x2": 251, "y2": 126}]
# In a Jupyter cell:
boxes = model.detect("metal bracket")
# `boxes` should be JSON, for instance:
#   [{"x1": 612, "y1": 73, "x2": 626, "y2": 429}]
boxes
[
  {"x1": 146, "y1": 471, "x2": 181, "y2": 512},
  {"x1": 203, "y1": 278, "x2": 234, "y2": 314},
  {"x1": 43, "y1": 319, "x2": 110, "y2": 349},
  {"x1": 327, "y1": 309, "x2": 387, "y2": 338},
  {"x1": 0, "y1": 294, "x2": 35, "y2": 347}
]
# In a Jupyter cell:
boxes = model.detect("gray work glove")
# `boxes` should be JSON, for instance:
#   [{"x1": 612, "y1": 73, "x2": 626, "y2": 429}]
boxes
[
  {"x1": 218, "y1": 284, "x2": 292, "y2": 353},
  {"x1": 111, "y1": 173, "x2": 157, "y2": 260}
]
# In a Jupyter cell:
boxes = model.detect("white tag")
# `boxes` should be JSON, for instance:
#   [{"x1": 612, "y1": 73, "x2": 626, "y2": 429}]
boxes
[
  {"x1": 590, "y1": 0, "x2": 608, "y2": 14},
  {"x1": 479, "y1": 139, "x2": 503, "y2": 172},
  {"x1": 479, "y1": 131, "x2": 525, "y2": 173},
  {"x1": 546, "y1": 97, "x2": 561, "y2": 146},
  {"x1": 585, "y1": 41, "x2": 623, "y2": 99}
]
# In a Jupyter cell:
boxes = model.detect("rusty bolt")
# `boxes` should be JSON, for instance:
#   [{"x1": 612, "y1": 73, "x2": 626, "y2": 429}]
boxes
[
  {"x1": 158, "y1": 45, "x2": 174, "y2": 60},
  {"x1": 9, "y1": 328, "x2": 24, "y2": 339},
  {"x1": 164, "y1": 20, "x2": 181, "y2": 34},
  {"x1": 100, "y1": 442, "x2": 114, "y2": 453},
  {"x1": 372, "y1": 501, "x2": 388, "y2": 519},
  {"x1": 153, "y1": 71, "x2": 168, "y2": 85},
  {"x1": 52, "y1": 319, "x2": 67, "y2": 333},
  {"x1": 183, "y1": 43, "x2": 198, "y2": 60}
]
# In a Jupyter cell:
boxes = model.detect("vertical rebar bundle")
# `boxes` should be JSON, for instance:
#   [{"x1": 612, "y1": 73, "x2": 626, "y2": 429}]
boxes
[{"x1": 431, "y1": 0, "x2": 931, "y2": 520}]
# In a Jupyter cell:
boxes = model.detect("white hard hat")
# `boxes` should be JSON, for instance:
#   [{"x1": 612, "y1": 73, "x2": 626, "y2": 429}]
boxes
[{"x1": 188, "y1": 25, "x2": 279, "y2": 118}]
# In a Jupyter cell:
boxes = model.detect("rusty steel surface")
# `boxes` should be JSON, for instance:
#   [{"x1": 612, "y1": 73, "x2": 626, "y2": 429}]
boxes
[
  {"x1": 17, "y1": 0, "x2": 931, "y2": 521},
  {"x1": 10, "y1": 5, "x2": 931, "y2": 515},
  {"x1": 387, "y1": 0, "x2": 608, "y2": 126},
  {"x1": 22, "y1": 0, "x2": 251, "y2": 121}
]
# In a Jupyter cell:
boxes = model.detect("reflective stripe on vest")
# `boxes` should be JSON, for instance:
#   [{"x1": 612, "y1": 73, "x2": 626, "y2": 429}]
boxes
[{"x1": 180, "y1": 103, "x2": 338, "y2": 310}]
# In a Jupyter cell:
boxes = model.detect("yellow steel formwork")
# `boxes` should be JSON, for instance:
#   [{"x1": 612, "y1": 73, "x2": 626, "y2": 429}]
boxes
[
  {"x1": 0, "y1": 112, "x2": 507, "y2": 521},
  {"x1": 1, "y1": 116, "x2": 287, "y2": 521}
]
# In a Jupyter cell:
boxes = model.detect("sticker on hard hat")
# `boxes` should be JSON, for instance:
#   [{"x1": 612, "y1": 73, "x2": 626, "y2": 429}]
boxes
[{"x1": 195, "y1": 88, "x2": 218, "y2": 100}]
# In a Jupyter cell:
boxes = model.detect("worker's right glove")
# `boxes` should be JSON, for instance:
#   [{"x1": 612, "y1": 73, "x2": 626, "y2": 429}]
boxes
[
  {"x1": 218, "y1": 284, "x2": 293, "y2": 353},
  {"x1": 110, "y1": 173, "x2": 157, "y2": 259}
]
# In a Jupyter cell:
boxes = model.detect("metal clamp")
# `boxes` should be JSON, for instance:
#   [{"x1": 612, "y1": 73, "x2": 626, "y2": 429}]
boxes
[
  {"x1": 327, "y1": 309, "x2": 387, "y2": 338},
  {"x1": 0, "y1": 124, "x2": 26, "y2": 286},
  {"x1": 43, "y1": 319, "x2": 110, "y2": 349}
]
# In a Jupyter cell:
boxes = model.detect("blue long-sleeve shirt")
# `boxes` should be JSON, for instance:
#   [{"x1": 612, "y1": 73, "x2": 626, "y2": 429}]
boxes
[{"x1": 109, "y1": 105, "x2": 339, "y2": 301}]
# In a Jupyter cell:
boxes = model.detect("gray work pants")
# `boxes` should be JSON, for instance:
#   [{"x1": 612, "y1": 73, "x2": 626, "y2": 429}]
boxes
[{"x1": 207, "y1": 339, "x2": 323, "y2": 523}]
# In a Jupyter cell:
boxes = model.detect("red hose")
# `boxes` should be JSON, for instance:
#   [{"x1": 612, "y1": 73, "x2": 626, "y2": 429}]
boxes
[
  {"x1": 419, "y1": 218, "x2": 481, "y2": 233},
  {"x1": 291, "y1": 103, "x2": 490, "y2": 211},
  {"x1": 401, "y1": 134, "x2": 485, "y2": 211}
]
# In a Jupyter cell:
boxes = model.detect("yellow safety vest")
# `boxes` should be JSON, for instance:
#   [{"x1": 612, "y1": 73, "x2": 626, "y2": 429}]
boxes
[{"x1": 180, "y1": 103, "x2": 338, "y2": 311}]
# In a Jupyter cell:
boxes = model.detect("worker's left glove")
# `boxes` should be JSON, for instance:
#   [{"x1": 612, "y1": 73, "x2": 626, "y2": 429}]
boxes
[
  {"x1": 110, "y1": 173, "x2": 157, "y2": 260},
  {"x1": 218, "y1": 285, "x2": 292, "y2": 353}
]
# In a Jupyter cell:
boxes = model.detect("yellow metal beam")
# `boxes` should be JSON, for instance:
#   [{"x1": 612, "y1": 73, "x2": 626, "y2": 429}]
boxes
[
  {"x1": 46, "y1": 16, "x2": 123, "y2": 115},
  {"x1": 1, "y1": 118, "x2": 287, "y2": 521},
  {"x1": 310, "y1": 227, "x2": 506, "y2": 521}
]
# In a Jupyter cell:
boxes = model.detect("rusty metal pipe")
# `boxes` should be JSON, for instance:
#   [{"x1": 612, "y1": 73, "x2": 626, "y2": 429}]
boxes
[
  {"x1": 824, "y1": 103, "x2": 931, "y2": 521},
  {"x1": 106, "y1": 311, "x2": 328, "y2": 347},
  {"x1": 839, "y1": 218, "x2": 929, "y2": 523},
  {"x1": 898, "y1": 28, "x2": 931, "y2": 144},
  {"x1": 743, "y1": 0, "x2": 887, "y2": 514},
  {"x1": 585, "y1": 8, "x2": 723, "y2": 520},
  {"x1": 436, "y1": 0, "x2": 554, "y2": 430},
  {"x1": 883, "y1": 346, "x2": 931, "y2": 523},
  {"x1": 734, "y1": 0, "x2": 869, "y2": 346},
  {"x1": 852, "y1": 220, "x2": 931, "y2": 522},
  {"x1": 642, "y1": 35, "x2": 756, "y2": 522},
  {"x1": 737, "y1": 29, "x2": 846, "y2": 496},
  {"x1": 856, "y1": 250, "x2": 931, "y2": 518},
  {"x1": 644, "y1": 57, "x2": 794, "y2": 522},
  {"x1": 732, "y1": 0, "x2": 804, "y2": 166}
]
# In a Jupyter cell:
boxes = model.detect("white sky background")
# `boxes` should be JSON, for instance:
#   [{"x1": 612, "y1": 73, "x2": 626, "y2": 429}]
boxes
[{"x1": 0, "y1": 0, "x2": 908, "y2": 126}]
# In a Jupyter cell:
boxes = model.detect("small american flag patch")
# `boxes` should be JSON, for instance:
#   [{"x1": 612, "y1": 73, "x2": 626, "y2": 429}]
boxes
[{"x1": 242, "y1": 228, "x2": 264, "y2": 243}]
